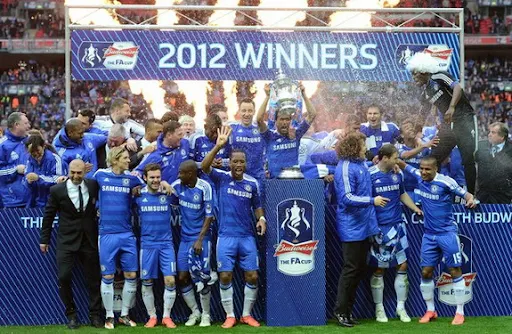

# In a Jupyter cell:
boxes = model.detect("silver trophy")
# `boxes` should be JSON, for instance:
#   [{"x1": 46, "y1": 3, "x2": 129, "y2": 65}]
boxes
[{"x1": 270, "y1": 70, "x2": 302, "y2": 121}]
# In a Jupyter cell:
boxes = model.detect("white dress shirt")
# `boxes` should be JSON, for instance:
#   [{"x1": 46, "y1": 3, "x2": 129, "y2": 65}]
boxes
[{"x1": 66, "y1": 179, "x2": 89, "y2": 211}]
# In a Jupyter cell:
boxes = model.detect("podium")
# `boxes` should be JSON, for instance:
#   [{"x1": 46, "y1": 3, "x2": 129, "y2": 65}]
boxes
[{"x1": 264, "y1": 179, "x2": 326, "y2": 326}]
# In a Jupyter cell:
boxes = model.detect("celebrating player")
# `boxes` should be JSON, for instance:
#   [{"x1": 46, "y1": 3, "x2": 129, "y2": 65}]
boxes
[
  {"x1": 230, "y1": 98, "x2": 265, "y2": 183},
  {"x1": 93, "y1": 147, "x2": 144, "y2": 329},
  {"x1": 257, "y1": 83, "x2": 317, "y2": 178},
  {"x1": 171, "y1": 160, "x2": 215, "y2": 327},
  {"x1": 398, "y1": 155, "x2": 476, "y2": 325},
  {"x1": 368, "y1": 144, "x2": 422, "y2": 323},
  {"x1": 407, "y1": 52, "x2": 477, "y2": 194},
  {"x1": 135, "y1": 163, "x2": 177, "y2": 328},
  {"x1": 201, "y1": 126, "x2": 266, "y2": 328}
]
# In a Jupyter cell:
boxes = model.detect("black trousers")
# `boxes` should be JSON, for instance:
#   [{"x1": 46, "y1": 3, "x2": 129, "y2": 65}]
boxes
[
  {"x1": 430, "y1": 114, "x2": 477, "y2": 194},
  {"x1": 56, "y1": 238, "x2": 102, "y2": 319},
  {"x1": 334, "y1": 239, "x2": 370, "y2": 316}
]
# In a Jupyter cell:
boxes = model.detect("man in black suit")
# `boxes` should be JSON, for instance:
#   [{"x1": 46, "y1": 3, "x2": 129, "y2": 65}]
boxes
[
  {"x1": 40, "y1": 159, "x2": 103, "y2": 329},
  {"x1": 475, "y1": 122, "x2": 512, "y2": 204}
]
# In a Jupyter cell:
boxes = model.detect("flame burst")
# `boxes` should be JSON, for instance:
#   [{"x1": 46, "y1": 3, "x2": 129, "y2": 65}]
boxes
[
  {"x1": 66, "y1": 0, "x2": 120, "y2": 26},
  {"x1": 257, "y1": 0, "x2": 307, "y2": 28},
  {"x1": 174, "y1": 80, "x2": 209, "y2": 124},
  {"x1": 156, "y1": 0, "x2": 180, "y2": 26},
  {"x1": 209, "y1": 0, "x2": 238, "y2": 29},
  {"x1": 330, "y1": 0, "x2": 400, "y2": 30},
  {"x1": 222, "y1": 80, "x2": 238, "y2": 120},
  {"x1": 128, "y1": 80, "x2": 167, "y2": 118}
]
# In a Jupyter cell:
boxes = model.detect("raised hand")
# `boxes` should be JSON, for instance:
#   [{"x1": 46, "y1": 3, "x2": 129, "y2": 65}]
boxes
[
  {"x1": 264, "y1": 83, "x2": 271, "y2": 96},
  {"x1": 216, "y1": 125, "x2": 232, "y2": 148}
]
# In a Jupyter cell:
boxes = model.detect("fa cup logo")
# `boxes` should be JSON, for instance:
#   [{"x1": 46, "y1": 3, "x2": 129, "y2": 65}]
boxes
[
  {"x1": 275, "y1": 199, "x2": 318, "y2": 276},
  {"x1": 281, "y1": 201, "x2": 311, "y2": 242}
]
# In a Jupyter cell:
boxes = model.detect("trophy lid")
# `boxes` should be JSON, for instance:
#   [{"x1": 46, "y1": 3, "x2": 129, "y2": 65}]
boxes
[{"x1": 277, "y1": 166, "x2": 304, "y2": 179}]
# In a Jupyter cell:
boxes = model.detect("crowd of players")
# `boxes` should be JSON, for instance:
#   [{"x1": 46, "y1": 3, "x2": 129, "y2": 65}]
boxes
[{"x1": 0, "y1": 52, "x2": 511, "y2": 329}]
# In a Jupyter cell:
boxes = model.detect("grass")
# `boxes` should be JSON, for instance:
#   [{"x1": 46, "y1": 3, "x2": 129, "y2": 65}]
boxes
[{"x1": 2, "y1": 317, "x2": 512, "y2": 334}]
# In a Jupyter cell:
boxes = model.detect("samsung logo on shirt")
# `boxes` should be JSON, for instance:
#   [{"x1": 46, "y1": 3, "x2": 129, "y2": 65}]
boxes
[
  {"x1": 375, "y1": 184, "x2": 400, "y2": 193},
  {"x1": 141, "y1": 205, "x2": 169, "y2": 212},
  {"x1": 236, "y1": 137, "x2": 261, "y2": 143},
  {"x1": 272, "y1": 142, "x2": 297, "y2": 151},
  {"x1": 102, "y1": 185, "x2": 130, "y2": 193},
  {"x1": 414, "y1": 189, "x2": 440, "y2": 200},
  {"x1": 179, "y1": 199, "x2": 201, "y2": 210},
  {"x1": 227, "y1": 188, "x2": 252, "y2": 198}
]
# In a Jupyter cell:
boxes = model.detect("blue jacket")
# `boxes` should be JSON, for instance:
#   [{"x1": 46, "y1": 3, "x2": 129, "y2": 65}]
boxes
[
  {"x1": 26, "y1": 149, "x2": 68, "y2": 208},
  {"x1": 135, "y1": 135, "x2": 190, "y2": 183},
  {"x1": 0, "y1": 130, "x2": 30, "y2": 207},
  {"x1": 54, "y1": 129, "x2": 107, "y2": 178},
  {"x1": 334, "y1": 158, "x2": 378, "y2": 242}
]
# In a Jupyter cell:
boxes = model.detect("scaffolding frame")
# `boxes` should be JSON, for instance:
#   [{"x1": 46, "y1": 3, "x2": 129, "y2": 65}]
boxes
[{"x1": 65, "y1": 4, "x2": 464, "y2": 120}]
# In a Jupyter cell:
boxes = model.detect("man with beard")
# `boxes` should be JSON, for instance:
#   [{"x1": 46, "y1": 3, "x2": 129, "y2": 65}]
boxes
[{"x1": 257, "y1": 83, "x2": 317, "y2": 178}]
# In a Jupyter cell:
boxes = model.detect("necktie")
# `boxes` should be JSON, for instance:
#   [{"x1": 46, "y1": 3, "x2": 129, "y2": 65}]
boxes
[
  {"x1": 491, "y1": 145, "x2": 498, "y2": 157},
  {"x1": 78, "y1": 185, "x2": 84, "y2": 213}
]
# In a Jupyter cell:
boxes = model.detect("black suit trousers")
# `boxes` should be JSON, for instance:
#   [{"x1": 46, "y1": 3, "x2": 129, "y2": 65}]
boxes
[
  {"x1": 56, "y1": 236, "x2": 101, "y2": 319},
  {"x1": 334, "y1": 239, "x2": 370, "y2": 316}
]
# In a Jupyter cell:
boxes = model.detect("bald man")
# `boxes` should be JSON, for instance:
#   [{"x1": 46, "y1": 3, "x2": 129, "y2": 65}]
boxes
[
  {"x1": 41, "y1": 159, "x2": 103, "y2": 329},
  {"x1": 171, "y1": 160, "x2": 215, "y2": 327},
  {"x1": 53, "y1": 118, "x2": 107, "y2": 178}
]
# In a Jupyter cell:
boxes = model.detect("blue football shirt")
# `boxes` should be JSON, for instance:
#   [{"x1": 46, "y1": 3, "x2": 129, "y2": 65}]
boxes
[
  {"x1": 230, "y1": 123, "x2": 265, "y2": 180},
  {"x1": 93, "y1": 168, "x2": 144, "y2": 234},
  {"x1": 207, "y1": 168, "x2": 262, "y2": 237},
  {"x1": 170, "y1": 178, "x2": 214, "y2": 242},
  {"x1": 262, "y1": 120, "x2": 310, "y2": 178},
  {"x1": 405, "y1": 165, "x2": 466, "y2": 234},
  {"x1": 135, "y1": 187, "x2": 173, "y2": 247},
  {"x1": 369, "y1": 166, "x2": 405, "y2": 226}
]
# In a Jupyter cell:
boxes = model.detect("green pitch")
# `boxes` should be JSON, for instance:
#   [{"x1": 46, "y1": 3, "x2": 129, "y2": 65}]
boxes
[{"x1": 3, "y1": 318, "x2": 512, "y2": 334}]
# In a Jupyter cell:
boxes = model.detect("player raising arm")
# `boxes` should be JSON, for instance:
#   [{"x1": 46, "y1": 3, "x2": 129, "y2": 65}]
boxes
[{"x1": 201, "y1": 126, "x2": 266, "y2": 328}]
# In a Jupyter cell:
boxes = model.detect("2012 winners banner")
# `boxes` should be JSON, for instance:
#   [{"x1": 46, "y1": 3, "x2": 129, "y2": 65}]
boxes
[{"x1": 71, "y1": 31, "x2": 460, "y2": 82}]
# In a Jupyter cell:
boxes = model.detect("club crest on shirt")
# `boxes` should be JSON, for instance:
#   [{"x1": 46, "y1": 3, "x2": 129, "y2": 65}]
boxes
[
  {"x1": 252, "y1": 128, "x2": 259, "y2": 135},
  {"x1": 181, "y1": 149, "x2": 187, "y2": 157},
  {"x1": 122, "y1": 178, "x2": 130, "y2": 186},
  {"x1": 275, "y1": 199, "x2": 318, "y2": 276},
  {"x1": 193, "y1": 193, "x2": 200, "y2": 202},
  {"x1": 244, "y1": 185, "x2": 252, "y2": 192},
  {"x1": 431, "y1": 185, "x2": 439, "y2": 193},
  {"x1": 159, "y1": 195, "x2": 167, "y2": 204},
  {"x1": 87, "y1": 142, "x2": 94, "y2": 149},
  {"x1": 392, "y1": 174, "x2": 399, "y2": 183},
  {"x1": 10, "y1": 151, "x2": 19, "y2": 160}
]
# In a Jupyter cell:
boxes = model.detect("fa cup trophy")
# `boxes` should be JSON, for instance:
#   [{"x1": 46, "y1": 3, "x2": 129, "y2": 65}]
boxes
[{"x1": 268, "y1": 70, "x2": 303, "y2": 129}]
